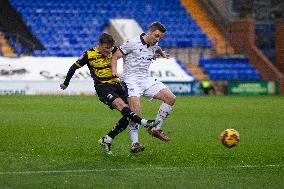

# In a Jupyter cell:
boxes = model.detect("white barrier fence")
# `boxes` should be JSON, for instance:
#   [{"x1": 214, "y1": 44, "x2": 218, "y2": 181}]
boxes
[
  {"x1": 0, "y1": 56, "x2": 194, "y2": 95},
  {"x1": 0, "y1": 81, "x2": 95, "y2": 95}
]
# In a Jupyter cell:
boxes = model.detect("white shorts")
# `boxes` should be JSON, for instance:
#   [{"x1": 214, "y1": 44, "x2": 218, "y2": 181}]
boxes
[{"x1": 123, "y1": 77, "x2": 167, "y2": 100}]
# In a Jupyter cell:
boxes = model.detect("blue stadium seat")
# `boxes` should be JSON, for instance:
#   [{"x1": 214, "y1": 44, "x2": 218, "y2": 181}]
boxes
[
  {"x1": 199, "y1": 58, "x2": 261, "y2": 81},
  {"x1": 9, "y1": 0, "x2": 212, "y2": 56}
]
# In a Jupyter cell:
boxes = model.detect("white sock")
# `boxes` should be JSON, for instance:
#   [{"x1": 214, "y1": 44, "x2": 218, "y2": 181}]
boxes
[
  {"x1": 141, "y1": 119, "x2": 147, "y2": 126},
  {"x1": 154, "y1": 102, "x2": 173, "y2": 130},
  {"x1": 129, "y1": 122, "x2": 139, "y2": 145},
  {"x1": 103, "y1": 135, "x2": 112, "y2": 143}
]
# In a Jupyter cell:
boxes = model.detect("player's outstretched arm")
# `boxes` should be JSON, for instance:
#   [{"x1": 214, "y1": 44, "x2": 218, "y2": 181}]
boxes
[
  {"x1": 60, "y1": 52, "x2": 87, "y2": 90},
  {"x1": 111, "y1": 49, "x2": 123, "y2": 77},
  {"x1": 60, "y1": 64, "x2": 79, "y2": 90}
]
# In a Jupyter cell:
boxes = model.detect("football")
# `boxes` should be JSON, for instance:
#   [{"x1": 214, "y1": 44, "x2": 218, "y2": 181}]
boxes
[{"x1": 220, "y1": 129, "x2": 240, "y2": 148}]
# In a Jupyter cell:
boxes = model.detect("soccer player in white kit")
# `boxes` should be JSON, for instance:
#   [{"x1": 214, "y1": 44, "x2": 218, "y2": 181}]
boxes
[{"x1": 111, "y1": 22, "x2": 176, "y2": 151}]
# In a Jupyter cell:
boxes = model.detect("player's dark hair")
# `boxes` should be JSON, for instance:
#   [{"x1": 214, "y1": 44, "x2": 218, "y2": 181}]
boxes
[
  {"x1": 99, "y1": 33, "x2": 115, "y2": 46},
  {"x1": 149, "y1": 22, "x2": 167, "y2": 33}
]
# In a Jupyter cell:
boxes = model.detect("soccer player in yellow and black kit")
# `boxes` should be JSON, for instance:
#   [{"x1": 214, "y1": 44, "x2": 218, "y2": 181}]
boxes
[{"x1": 60, "y1": 33, "x2": 158, "y2": 154}]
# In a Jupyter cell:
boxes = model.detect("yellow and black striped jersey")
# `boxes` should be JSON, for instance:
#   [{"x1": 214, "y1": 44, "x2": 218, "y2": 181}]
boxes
[{"x1": 71, "y1": 47, "x2": 119, "y2": 85}]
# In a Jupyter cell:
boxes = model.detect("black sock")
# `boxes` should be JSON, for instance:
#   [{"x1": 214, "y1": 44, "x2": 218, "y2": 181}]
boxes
[
  {"x1": 121, "y1": 107, "x2": 142, "y2": 124},
  {"x1": 107, "y1": 116, "x2": 129, "y2": 139}
]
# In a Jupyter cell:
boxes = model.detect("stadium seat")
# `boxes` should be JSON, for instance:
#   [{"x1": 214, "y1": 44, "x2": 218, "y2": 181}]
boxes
[
  {"x1": 9, "y1": 0, "x2": 212, "y2": 57},
  {"x1": 199, "y1": 58, "x2": 261, "y2": 81}
]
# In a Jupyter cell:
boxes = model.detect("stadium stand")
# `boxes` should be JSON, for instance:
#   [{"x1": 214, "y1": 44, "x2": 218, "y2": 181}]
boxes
[
  {"x1": 233, "y1": 0, "x2": 277, "y2": 63},
  {"x1": 253, "y1": 1, "x2": 275, "y2": 63},
  {"x1": 0, "y1": 0, "x2": 44, "y2": 56},
  {"x1": 199, "y1": 57, "x2": 261, "y2": 81},
  {"x1": 0, "y1": 24, "x2": 14, "y2": 56},
  {"x1": 181, "y1": 0, "x2": 234, "y2": 55},
  {"x1": 8, "y1": 0, "x2": 212, "y2": 57},
  {"x1": 5, "y1": 0, "x2": 281, "y2": 83}
]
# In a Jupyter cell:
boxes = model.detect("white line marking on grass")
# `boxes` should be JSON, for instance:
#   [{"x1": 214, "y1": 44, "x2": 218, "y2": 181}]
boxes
[{"x1": 0, "y1": 164, "x2": 282, "y2": 175}]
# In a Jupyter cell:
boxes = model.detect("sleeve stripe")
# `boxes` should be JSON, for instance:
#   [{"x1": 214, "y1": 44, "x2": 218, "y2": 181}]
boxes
[
  {"x1": 74, "y1": 62, "x2": 82, "y2": 68},
  {"x1": 118, "y1": 47, "x2": 127, "y2": 55}
]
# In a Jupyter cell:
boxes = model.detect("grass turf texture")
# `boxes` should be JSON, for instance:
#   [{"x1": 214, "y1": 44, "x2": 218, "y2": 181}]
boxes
[{"x1": 0, "y1": 95, "x2": 283, "y2": 189}]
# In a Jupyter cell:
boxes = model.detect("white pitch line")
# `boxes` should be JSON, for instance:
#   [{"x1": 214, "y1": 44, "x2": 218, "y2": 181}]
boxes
[{"x1": 0, "y1": 164, "x2": 282, "y2": 175}]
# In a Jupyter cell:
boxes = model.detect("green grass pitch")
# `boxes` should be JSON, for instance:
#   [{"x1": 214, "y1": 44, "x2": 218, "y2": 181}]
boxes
[{"x1": 0, "y1": 95, "x2": 283, "y2": 189}]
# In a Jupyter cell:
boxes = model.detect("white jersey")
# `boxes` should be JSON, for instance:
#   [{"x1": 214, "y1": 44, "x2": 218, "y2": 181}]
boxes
[{"x1": 119, "y1": 33, "x2": 160, "y2": 81}]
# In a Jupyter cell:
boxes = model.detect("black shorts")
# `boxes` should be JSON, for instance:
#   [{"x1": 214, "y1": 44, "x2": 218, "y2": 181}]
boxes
[{"x1": 95, "y1": 82, "x2": 128, "y2": 109}]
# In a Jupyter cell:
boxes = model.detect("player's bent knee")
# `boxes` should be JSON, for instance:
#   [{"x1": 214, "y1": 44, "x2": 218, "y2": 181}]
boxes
[
  {"x1": 166, "y1": 94, "x2": 176, "y2": 106},
  {"x1": 112, "y1": 98, "x2": 127, "y2": 111},
  {"x1": 155, "y1": 89, "x2": 176, "y2": 106}
]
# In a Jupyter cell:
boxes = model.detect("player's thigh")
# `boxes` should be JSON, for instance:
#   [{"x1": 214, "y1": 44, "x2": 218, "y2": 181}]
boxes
[
  {"x1": 144, "y1": 78, "x2": 168, "y2": 100},
  {"x1": 127, "y1": 96, "x2": 141, "y2": 115},
  {"x1": 123, "y1": 80, "x2": 142, "y2": 98},
  {"x1": 154, "y1": 88, "x2": 176, "y2": 105},
  {"x1": 96, "y1": 84, "x2": 123, "y2": 109},
  {"x1": 116, "y1": 82, "x2": 129, "y2": 104},
  {"x1": 122, "y1": 80, "x2": 142, "y2": 114}
]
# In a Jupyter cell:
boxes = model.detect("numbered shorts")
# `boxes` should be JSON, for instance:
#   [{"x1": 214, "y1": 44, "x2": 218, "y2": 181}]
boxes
[
  {"x1": 123, "y1": 77, "x2": 167, "y2": 100},
  {"x1": 95, "y1": 83, "x2": 128, "y2": 109}
]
